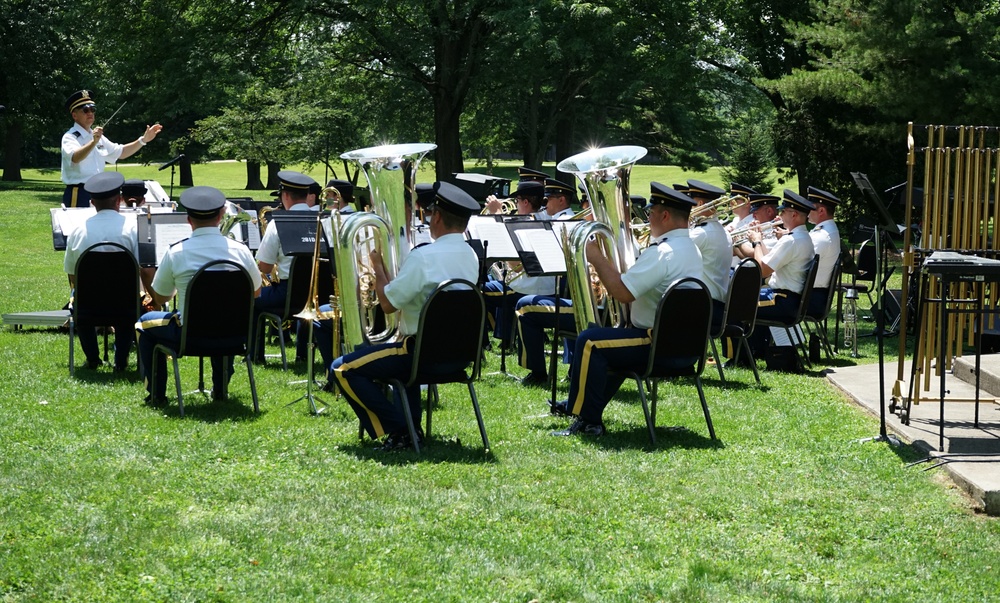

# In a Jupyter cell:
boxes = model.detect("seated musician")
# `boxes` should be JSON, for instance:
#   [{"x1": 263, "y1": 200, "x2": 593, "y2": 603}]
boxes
[
  {"x1": 724, "y1": 182, "x2": 758, "y2": 234},
  {"x1": 330, "y1": 182, "x2": 480, "y2": 451},
  {"x1": 735, "y1": 189, "x2": 816, "y2": 357},
  {"x1": 122, "y1": 179, "x2": 147, "y2": 208},
  {"x1": 63, "y1": 172, "x2": 153, "y2": 371},
  {"x1": 325, "y1": 179, "x2": 356, "y2": 214},
  {"x1": 550, "y1": 183, "x2": 705, "y2": 436},
  {"x1": 806, "y1": 186, "x2": 842, "y2": 317},
  {"x1": 513, "y1": 178, "x2": 579, "y2": 387},
  {"x1": 686, "y1": 179, "x2": 732, "y2": 329},
  {"x1": 481, "y1": 180, "x2": 546, "y2": 348},
  {"x1": 135, "y1": 186, "x2": 261, "y2": 404},
  {"x1": 251, "y1": 170, "x2": 318, "y2": 362},
  {"x1": 733, "y1": 194, "x2": 780, "y2": 259}
]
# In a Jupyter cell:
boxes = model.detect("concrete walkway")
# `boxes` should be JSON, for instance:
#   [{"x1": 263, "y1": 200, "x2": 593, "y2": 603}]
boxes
[{"x1": 826, "y1": 355, "x2": 1000, "y2": 514}]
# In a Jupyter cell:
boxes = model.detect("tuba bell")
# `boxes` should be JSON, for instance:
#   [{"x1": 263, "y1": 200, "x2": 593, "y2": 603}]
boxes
[
  {"x1": 336, "y1": 143, "x2": 437, "y2": 353},
  {"x1": 556, "y1": 145, "x2": 647, "y2": 331}
]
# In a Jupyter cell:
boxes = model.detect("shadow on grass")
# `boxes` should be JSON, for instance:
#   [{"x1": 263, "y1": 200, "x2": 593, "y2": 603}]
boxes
[
  {"x1": 339, "y1": 434, "x2": 497, "y2": 466},
  {"x1": 587, "y1": 424, "x2": 723, "y2": 452},
  {"x1": 147, "y1": 393, "x2": 264, "y2": 423}
]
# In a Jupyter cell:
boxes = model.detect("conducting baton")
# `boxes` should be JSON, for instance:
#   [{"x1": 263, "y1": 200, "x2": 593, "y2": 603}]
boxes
[{"x1": 101, "y1": 100, "x2": 127, "y2": 128}]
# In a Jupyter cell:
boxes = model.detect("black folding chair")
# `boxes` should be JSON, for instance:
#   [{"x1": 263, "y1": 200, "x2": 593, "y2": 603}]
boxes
[
  {"x1": 69, "y1": 242, "x2": 140, "y2": 376},
  {"x1": 709, "y1": 258, "x2": 763, "y2": 386},
  {"x1": 612, "y1": 277, "x2": 715, "y2": 444},
  {"x1": 151, "y1": 260, "x2": 259, "y2": 417},
  {"x1": 373, "y1": 279, "x2": 489, "y2": 454},
  {"x1": 254, "y1": 255, "x2": 329, "y2": 369},
  {"x1": 803, "y1": 251, "x2": 844, "y2": 360},
  {"x1": 756, "y1": 255, "x2": 820, "y2": 370}
]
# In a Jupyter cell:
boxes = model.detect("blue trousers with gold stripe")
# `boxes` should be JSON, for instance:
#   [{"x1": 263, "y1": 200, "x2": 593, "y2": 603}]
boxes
[
  {"x1": 136, "y1": 311, "x2": 235, "y2": 398},
  {"x1": 515, "y1": 294, "x2": 575, "y2": 375},
  {"x1": 748, "y1": 288, "x2": 801, "y2": 355},
  {"x1": 63, "y1": 184, "x2": 89, "y2": 208},
  {"x1": 566, "y1": 326, "x2": 697, "y2": 424},
  {"x1": 482, "y1": 278, "x2": 524, "y2": 344},
  {"x1": 331, "y1": 339, "x2": 469, "y2": 440}
]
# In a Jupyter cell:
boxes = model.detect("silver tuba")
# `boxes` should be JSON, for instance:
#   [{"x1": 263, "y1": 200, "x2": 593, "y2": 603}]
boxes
[
  {"x1": 556, "y1": 145, "x2": 647, "y2": 332},
  {"x1": 335, "y1": 143, "x2": 437, "y2": 353}
]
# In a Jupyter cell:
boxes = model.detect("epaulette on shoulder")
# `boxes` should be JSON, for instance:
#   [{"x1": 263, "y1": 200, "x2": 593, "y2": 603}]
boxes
[{"x1": 72, "y1": 131, "x2": 81, "y2": 138}]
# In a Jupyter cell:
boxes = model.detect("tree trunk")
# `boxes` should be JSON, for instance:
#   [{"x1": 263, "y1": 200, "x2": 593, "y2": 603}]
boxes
[
  {"x1": 554, "y1": 116, "x2": 575, "y2": 188},
  {"x1": 2, "y1": 121, "x2": 23, "y2": 182},
  {"x1": 433, "y1": 97, "x2": 463, "y2": 181},
  {"x1": 179, "y1": 155, "x2": 194, "y2": 187},
  {"x1": 265, "y1": 161, "x2": 281, "y2": 190},
  {"x1": 245, "y1": 160, "x2": 264, "y2": 190}
]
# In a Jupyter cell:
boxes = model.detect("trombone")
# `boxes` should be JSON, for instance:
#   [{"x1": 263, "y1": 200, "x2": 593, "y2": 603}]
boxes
[{"x1": 689, "y1": 193, "x2": 747, "y2": 225}]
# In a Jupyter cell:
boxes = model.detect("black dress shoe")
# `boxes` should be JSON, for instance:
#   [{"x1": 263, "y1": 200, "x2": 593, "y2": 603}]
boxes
[
  {"x1": 549, "y1": 399, "x2": 572, "y2": 417},
  {"x1": 551, "y1": 417, "x2": 606, "y2": 437},
  {"x1": 86, "y1": 359, "x2": 103, "y2": 370},
  {"x1": 144, "y1": 394, "x2": 168, "y2": 407},
  {"x1": 520, "y1": 372, "x2": 548, "y2": 388},
  {"x1": 376, "y1": 427, "x2": 424, "y2": 451},
  {"x1": 321, "y1": 380, "x2": 336, "y2": 393}
]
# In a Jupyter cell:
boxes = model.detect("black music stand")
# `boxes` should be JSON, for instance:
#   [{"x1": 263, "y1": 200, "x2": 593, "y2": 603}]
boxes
[
  {"x1": 271, "y1": 212, "x2": 331, "y2": 414},
  {"x1": 851, "y1": 172, "x2": 903, "y2": 446},
  {"x1": 468, "y1": 215, "x2": 524, "y2": 377},
  {"x1": 136, "y1": 212, "x2": 191, "y2": 268},
  {"x1": 507, "y1": 221, "x2": 570, "y2": 405}
]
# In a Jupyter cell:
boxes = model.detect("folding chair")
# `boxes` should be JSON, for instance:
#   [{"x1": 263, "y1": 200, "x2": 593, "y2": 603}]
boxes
[
  {"x1": 708, "y1": 258, "x2": 762, "y2": 386},
  {"x1": 612, "y1": 277, "x2": 715, "y2": 444},
  {"x1": 254, "y1": 255, "x2": 326, "y2": 369},
  {"x1": 803, "y1": 251, "x2": 844, "y2": 360},
  {"x1": 69, "y1": 242, "x2": 140, "y2": 376},
  {"x1": 756, "y1": 255, "x2": 820, "y2": 370},
  {"x1": 151, "y1": 260, "x2": 259, "y2": 417},
  {"x1": 373, "y1": 279, "x2": 489, "y2": 454}
]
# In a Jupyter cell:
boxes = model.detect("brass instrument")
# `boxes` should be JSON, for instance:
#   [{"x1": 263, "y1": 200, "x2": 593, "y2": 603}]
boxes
[
  {"x1": 557, "y1": 145, "x2": 647, "y2": 331},
  {"x1": 481, "y1": 198, "x2": 518, "y2": 215},
  {"x1": 337, "y1": 143, "x2": 436, "y2": 353},
  {"x1": 257, "y1": 205, "x2": 276, "y2": 238},
  {"x1": 219, "y1": 201, "x2": 252, "y2": 239},
  {"x1": 730, "y1": 218, "x2": 783, "y2": 246},
  {"x1": 689, "y1": 193, "x2": 746, "y2": 225}
]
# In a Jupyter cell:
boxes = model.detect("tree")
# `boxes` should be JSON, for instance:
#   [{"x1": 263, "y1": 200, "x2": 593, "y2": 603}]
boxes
[
  {"x1": 722, "y1": 117, "x2": 777, "y2": 194},
  {"x1": 0, "y1": 0, "x2": 90, "y2": 181}
]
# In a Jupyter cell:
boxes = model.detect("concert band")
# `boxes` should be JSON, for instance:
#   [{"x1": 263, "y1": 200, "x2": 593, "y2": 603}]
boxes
[{"x1": 60, "y1": 100, "x2": 845, "y2": 447}]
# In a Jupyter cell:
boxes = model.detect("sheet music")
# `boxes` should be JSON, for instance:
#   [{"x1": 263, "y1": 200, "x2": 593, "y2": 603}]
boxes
[
  {"x1": 472, "y1": 220, "x2": 519, "y2": 259},
  {"x1": 516, "y1": 228, "x2": 566, "y2": 274},
  {"x1": 154, "y1": 223, "x2": 193, "y2": 265}
]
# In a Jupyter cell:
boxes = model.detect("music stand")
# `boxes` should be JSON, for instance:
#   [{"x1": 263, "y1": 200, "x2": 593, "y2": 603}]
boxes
[
  {"x1": 271, "y1": 212, "x2": 331, "y2": 414},
  {"x1": 468, "y1": 215, "x2": 525, "y2": 377},
  {"x1": 506, "y1": 220, "x2": 571, "y2": 404},
  {"x1": 851, "y1": 172, "x2": 903, "y2": 446},
  {"x1": 136, "y1": 212, "x2": 191, "y2": 268}
]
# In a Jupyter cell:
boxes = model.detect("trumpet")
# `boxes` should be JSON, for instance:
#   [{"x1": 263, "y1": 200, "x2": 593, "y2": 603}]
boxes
[
  {"x1": 689, "y1": 193, "x2": 747, "y2": 225},
  {"x1": 481, "y1": 197, "x2": 518, "y2": 215},
  {"x1": 730, "y1": 217, "x2": 783, "y2": 246}
]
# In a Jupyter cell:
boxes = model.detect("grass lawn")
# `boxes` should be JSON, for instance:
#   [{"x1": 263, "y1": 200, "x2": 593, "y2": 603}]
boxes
[{"x1": 1, "y1": 162, "x2": 998, "y2": 602}]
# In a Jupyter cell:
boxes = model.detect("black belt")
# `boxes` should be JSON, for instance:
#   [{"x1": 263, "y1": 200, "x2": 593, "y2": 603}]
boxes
[
  {"x1": 773, "y1": 289, "x2": 800, "y2": 296},
  {"x1": 65, "y1": 183, "x2": 84, "y2": 188}
]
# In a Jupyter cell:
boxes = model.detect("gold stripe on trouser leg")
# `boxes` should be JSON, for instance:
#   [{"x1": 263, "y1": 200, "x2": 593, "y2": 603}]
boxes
[
  {"x1": 333, "y1": 344, "x2": 410, "y2": 439},
  {"x1": 70, "y1": 187, "x2": 79, "y2": 207},
  {"x1": 570, "y1": 334, "x2": 650, "y2": 416},
  {"x1": 514, "y1": 304, "x2": 557, "y2": 370}
]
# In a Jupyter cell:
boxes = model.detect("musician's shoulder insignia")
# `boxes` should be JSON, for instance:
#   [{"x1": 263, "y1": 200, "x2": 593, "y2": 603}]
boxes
[
  {"x1": 169, "y1": 238, "x2": 189, "y2": 248},
  {"x1": 72, "y1": 131, "x2": 81, "y2": 138}
]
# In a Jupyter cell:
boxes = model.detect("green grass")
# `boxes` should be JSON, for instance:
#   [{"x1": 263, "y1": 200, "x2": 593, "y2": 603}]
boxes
[{"x1": 1, "y1": 165, "x2": 998, "y2": 602}]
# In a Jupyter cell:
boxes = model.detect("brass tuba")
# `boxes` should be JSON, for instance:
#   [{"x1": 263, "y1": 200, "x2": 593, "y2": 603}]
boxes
[
  {"x1": 336, "y1": 143, "x2": 437, "y2": 353},
  {"x1": 556, "y1": 145, "x2": 647, "y2": 332}
]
